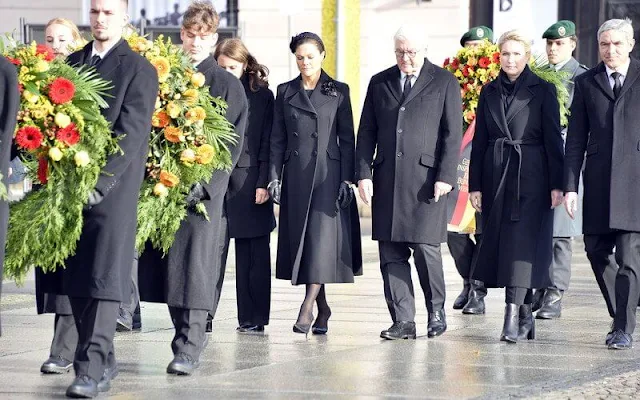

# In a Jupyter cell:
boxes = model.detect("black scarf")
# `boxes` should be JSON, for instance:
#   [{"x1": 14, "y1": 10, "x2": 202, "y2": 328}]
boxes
[{"x1": 498, "y1": 65, "x2": 529, "y2": 113}]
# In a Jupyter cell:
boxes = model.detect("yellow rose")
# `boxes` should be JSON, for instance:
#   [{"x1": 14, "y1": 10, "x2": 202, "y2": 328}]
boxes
[
  {"x1": 186, "y1": 106, "x2": 206, "y2": 122},
  {"x1": 155, "y1": 97, "x2": 162, "y2": 110},
  {"x1": 182, "y1": 88, "x2": 198, "y2": 105},
  {"x1": 166, "y1": 101, "x2": 182, "y2": 119},
  {"x1": 153, "y1": 182, "x2": 169, "y2": 197},
  {"x1": 23, "y1": 90, "x2": 39, "y2": 104},
  {"x1": 191, "y1": 72, "x2": 206, "y2": 88},
  {"x1": 196, "y1": 144, "x2": 215, "y2": 165},
  {"x1": 48, "y1": 147, "x2": 63, "y2": 161},
  {"x1": 180, "y1": 149, "x2": 196, "y2": 164},
  {"x1": 35, "y1": 60, "x2": 49, "y2": 73},
  {"x1": 55, "y1": 112, "x2": 72, "y2": 128},
  {"x1": 31, "y1": 108, "x2": 47, "y2": 120},
  {"x1": 74, "y1": 150, "x2": 91, "y2": 167}
]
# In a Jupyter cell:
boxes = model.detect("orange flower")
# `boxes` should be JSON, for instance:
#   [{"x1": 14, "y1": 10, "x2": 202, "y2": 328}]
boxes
[
  {"x1": 196, "y1": 144, "x2": 215, "y2": 164},
  {"x1": 159, "y1": 170, "x2": 180, "y2": 188},
  {"x1": 151, "y1": 57, "x2": 171, "y2": 82},
  {"x1": 185, "y1": 106, "x2": 206, "y2": 122},
  {"x1": 152, "y1": 111, "x2": 170, "y2": 128},
  {"x1": 164, "y1": 126, "x2": 185, "y2": 143}
]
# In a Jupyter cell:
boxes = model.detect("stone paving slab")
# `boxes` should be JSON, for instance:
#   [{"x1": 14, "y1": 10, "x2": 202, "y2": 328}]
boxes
[{"x1": 1, "y1": 226, "x2": 639, "y2": 399}]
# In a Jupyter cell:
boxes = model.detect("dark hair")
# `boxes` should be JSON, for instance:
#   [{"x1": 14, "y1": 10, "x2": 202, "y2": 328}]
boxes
[
  {"x1": 289, "y1": 32, "x2": 325, "y2": 54},
  {"x1": 214, "y1": 38, "x2": 269, "y2": 91},
  {"x1": 182, "y1": 1, "x2": 220, "y2": 33}
]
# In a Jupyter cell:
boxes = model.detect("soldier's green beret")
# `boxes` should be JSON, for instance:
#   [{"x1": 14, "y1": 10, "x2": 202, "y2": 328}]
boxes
[
  {"x1": 460, "y1": 26, "x2": 493, "y2": 47},
  {"x1": 542, "y1": 20, "x2": 576, "y2": 39}
]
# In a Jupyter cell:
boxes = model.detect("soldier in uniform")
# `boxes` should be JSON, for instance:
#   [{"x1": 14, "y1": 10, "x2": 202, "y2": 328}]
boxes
[{"x1": 533, "y1": 21, "x2": 589, "y2": 319}]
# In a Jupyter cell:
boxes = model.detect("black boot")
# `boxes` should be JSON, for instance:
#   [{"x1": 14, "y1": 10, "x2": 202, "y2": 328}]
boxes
[
  {"x1": 453, "y1": 280, "x2": 470, "y2": 310},
  {"x1": 462, "y1": 280, "x2": 486, "y2": 315},
  {"x1": 536, "y1": 288, "x2": 562, "y2": 319},
  {"x1": 531, "y1": 289, "x2": 545, "y2": 312},
  {"x1": 500, "y1": 304, "x2": 519, "y2": 343},
  {"x1": 518, "y1": 304, "x2": 535, "y2": 340}
]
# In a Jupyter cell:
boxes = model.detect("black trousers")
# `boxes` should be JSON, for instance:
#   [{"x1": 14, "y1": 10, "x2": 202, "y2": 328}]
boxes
[
  {"x1": 50, "y1": 314, "x2": 78, "y2": 361},
  {"x1": 505, "y1": 287, "x2": 533, "y2": 305},
  {"x1": 584, "y1": 232, "x2": 640, "y2": 333},
  {"x1": 220, "y1": 234, "x2": 271, "y2": 326},
  {"x1": 168, "y1": 307, "x2": 207, "y2": 359},
  {"x1": 69, "y1": 297, "x2": 118, "y2": 382},
  {"x1": 120, "y1": 257, "x2": 140, "y2": 317},
  {"x1": 550, "y1": 237, "x2": 572, "y2": 291},
  {"x1": 209, "y1": 215, "x2": 229, "y2": 321},
  {"x1": 379, "y1": 241, "x2": 445, "y2": 323},
  {"x1": 446, "y1": 232, "x2": 476, "y2": 280}
]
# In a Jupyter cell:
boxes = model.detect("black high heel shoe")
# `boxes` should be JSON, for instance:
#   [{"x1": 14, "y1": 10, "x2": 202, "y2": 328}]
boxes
[
  {"x1": 500, "y1": 304, "x2": 519, "y2": 343},
  {"x1": 517, "y1": 304, "x2": 535, "y2": 340},
  {"x1": 293, "y1": 311, "x2": 314, "y2": 336},
  {"x1": 312, "y1": 308, "x2": 332, "y2": 335}
]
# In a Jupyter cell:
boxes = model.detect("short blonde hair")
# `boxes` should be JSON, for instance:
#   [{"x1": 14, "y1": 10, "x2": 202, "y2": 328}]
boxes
[{"x1": 497, "y1": 29, "x2": 532, "y2": 54}]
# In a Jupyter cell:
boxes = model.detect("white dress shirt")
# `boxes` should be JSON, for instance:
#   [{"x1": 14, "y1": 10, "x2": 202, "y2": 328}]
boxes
[
  {"x1": 400, "y1": 71, "x2": 419, "y2": 92},
  {"x1": 91, "y1": 40, "x2": 120, "y2": 60},
  {"x1": 605, "y1": 59, "x2": 631, "y2": 89}
]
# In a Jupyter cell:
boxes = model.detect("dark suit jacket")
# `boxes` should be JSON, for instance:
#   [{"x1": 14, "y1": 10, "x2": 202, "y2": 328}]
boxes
[
  {"x1": 565, "y1": 58, "x2": 640, "y2": 234},
  {"x1": 139, "y1": 55, "x2": 248, "y2": 309},
  {"x1": 0, "y1": 56, "x2": 20, "y2": 334},
  {"x1": 355, "y1": 59, "x2": 462, "y2": 244},
  {"x1": 39, "y1": 40, "x2": 159, "y2": 302}
]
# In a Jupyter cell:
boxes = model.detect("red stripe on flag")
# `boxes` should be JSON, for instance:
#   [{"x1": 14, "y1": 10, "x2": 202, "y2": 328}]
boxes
[
  {"x1": 450, "y1": 191, "x2": 469, "y2": 226},
  {"x1": 460, "y1": 118, "x2": 475, "y2": 155}
]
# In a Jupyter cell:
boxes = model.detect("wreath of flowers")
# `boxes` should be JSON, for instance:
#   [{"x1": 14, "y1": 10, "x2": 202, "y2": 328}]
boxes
[
  {"x1": 1, "y1": 40, "x2": 119, "y2": 283},
  {"x1": 125, "y1": 33, "x2": 237, "y2": 253}
]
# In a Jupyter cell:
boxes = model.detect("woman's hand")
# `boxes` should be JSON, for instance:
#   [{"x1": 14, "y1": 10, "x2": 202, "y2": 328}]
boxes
[
  {"x1": 255, "y1": 188, "x2": 270, "y2": 204},
  {"x1": 470, "y1": 191, "x2": 482, "y2": 212},
  {"x1": 551, "y1": 189, "x2": 564, "y2": 209}
]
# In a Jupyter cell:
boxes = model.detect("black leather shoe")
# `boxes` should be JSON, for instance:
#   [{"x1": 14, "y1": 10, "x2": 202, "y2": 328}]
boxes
[
  {"x1": 536, "y1": 288, "x2": 562, "y2": 319},
  {"x1": 531, "y1": 289, "x2": 545, "y2": 312},
  {"x1": 427, "y1": 310, "x2": 447, "y2": 338},
  {"x1": 453, "y1": 281, "x2": 470, "y2": 310},
  {"x1": 380, "y1": 321, "x2": 416, "y2": 340},
  {"x1": 40, "y1": 355, "x2": 73, "y2": 374},
  {"x1": 65, "y1": 375, "x2": 98, "y2": 398},
  {"x1": 462, "y1": 281, "x2": 487, "y2": 315},
  {"x1": 237, "y1": 325, "x2": 265, "y2": 334},
  {"x1": 97, "y1": 364, "x2": 119, "y2": 392},
  {"x1": 206, "y1": 313, "x2": 213, "y2": 333},
  {"x1": 608, "y1": 330, "x2": 633, "y2": 350},
  {"x1": 500, "y1": 304, "x2": 519, "y2": 343},
  {"x1": 606, "y1": 321, "x2": 615, "y2": 345},
  {"x1": 167, "y1": 353, "x2": 199, "y2": 375},
  {"x1": 517, "y1": 304, "x2": 535, "y2": 341}
]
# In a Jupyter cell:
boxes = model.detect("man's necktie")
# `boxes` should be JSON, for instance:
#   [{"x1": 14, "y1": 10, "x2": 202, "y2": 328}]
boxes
[
  {"x1": 89, "y1": 55, "x2": 101, "y2": 67},
  {"x1": 611, "y1": 71, "x2": 622, "y2": 98},
  {"x1": 402, "y1": 75, "x2": 413, "y2": 101}
]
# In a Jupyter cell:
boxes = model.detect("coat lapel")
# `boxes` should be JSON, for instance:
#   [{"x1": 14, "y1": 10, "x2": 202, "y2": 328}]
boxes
[
  {"x1": 94, "y1": 39, "x2": 126, "y2": 80},
  {"x1": 485, "y1": 83, "x2": 510, "y2": 138},
  {"x1": 593, "y1": 62, "x2": 615, "y2": 101},
  {"x1": 505, "y1": 71, "x2": 536, "y2": 124},
  {"x1": 402, "y1": 59, "x2": 434, "y2": 105},
  {"x1": 617, "y1": 58, "x2": 640, "y2": 100},
  {"x1": 384, "y1": 66, "x2": 402, "y2": 104},
  {"x1": 284, "y1": 76, "x2": 316, "y2": 115},
  {"x1": 196, "y1": 55, "x2": 216, "y2": 74},
  {"x1": 308, "y1": 70, "x2": 334, "y2": 111}
]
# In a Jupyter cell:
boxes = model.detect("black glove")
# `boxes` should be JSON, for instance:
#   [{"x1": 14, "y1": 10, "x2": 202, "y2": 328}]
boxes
[
  {"x1": 267, "y1": 180, "x2": 281, "y2": 205},
  {"x1": 186, "y1": 183, "x2": 208, "y2": 208},
  {"x1": 83, "y1": 189, "x2": 104, "y2": 211},
  {"x1": 336, "y1": 182, "x2": 354, "y2": 209}
]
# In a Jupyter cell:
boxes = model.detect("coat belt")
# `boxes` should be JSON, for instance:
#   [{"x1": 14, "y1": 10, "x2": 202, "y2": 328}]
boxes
[{"x1": 488, "y1": 138, "x2": 542, "y2": 221}]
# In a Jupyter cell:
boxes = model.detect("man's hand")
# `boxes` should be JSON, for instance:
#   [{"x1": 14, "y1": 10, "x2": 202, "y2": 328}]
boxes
[
  {"x1": 470, "y1": 191, "x2": 482, "y2": 212},
  {"x1": 267, "y1": 180, "x2": 281, "y2": 205},
  {"x1": 551, "y1": 189, "x2": 564, "y2": 209},
  {"x1": 336, "y1": 181, "x2": 354, "y2": 209},
  {"x1": 357, "y1": 179, "x2": 373, "y2": 206},
  {"x1": 255, "y1": 188, "x2": 270, "y2": 204},
  {"x1": 434, "y1": 181, "x2": 453, "y2": 202},
  {"x1": 186, "y1": 183, "x2": 208, "y2": 208},
  {"x1": 564, "y1": 191, "x2": 578, "y2": 219}
]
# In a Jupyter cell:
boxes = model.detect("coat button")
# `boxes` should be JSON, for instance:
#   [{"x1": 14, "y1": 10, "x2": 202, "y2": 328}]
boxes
[
  {"x1": 312, "y1": 150, "x2": 318, "y2": 156},
  {"x1": 311, "y1": 132, "x2": 318, "y2": 138},
  {"x1": 397, "y1": 152, "x2": 403, "y2": 157},
  {"x1": 397, "y1": 129, "x2": 403, "y2": 134},
  {"x1": 400, "y1": 107, "x2": 405, "y2": 111},
  {"x1": 293, "y1": 132, "x2": 299, "y2": 137},
  {"x1": 294, "y1": 150, "x2": 299, "y2": 156}
]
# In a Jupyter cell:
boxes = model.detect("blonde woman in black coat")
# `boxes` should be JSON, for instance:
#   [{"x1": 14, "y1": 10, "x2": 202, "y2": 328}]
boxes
[{"x1": 268, "y1": 32, "x2": 362, "y2": 335}]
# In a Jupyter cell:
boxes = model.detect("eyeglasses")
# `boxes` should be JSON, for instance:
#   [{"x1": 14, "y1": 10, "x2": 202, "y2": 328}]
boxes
[{"x1": 395, "y1": 49, "x2": 420, "y2": 58}]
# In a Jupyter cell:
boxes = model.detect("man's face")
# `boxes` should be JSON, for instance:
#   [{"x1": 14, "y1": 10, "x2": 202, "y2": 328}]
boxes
[
  {"x1": 90, "y1": 0, "x2": 128, "y2": 43},
  {"x1": 394, "y1": 38, "x2": 424, "y2": 74},
  {"x1": 599, "y1": 29, "x2": 634, "y2": 69},
  {"x1": 546, "y1": 38, "x2": 576, "y2": 65},
  {"x1": 181, "y1": 27, "x2": 217, "y2": 64},
  {"x1": 464, "y1": 39, "x2": 485, "y2": 48}
]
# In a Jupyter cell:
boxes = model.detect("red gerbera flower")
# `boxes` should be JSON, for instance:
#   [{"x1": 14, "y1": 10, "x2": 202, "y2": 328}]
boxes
[
  {"x1": 478, "y1": 56, "x2": 491, "y2": 68},
  {"x1": 7, "y1": 57, "x2": 21, "y2": 66},
  {"x1": 492, "y1": 51, "x2": 500, "y2": 64},
  {"x1": 38, "y1": 156, "x2": 49, "y2": 184},
  {"x1": 462, "y1": 66, "x2": 470, "y2": 77},
  {"x1": 15, "y1": 126, "x2": 44, "y2": 151},
  {"x1": 451, "y1": 58, "x2": 460, "y2": 69},
  {"x1": 48, "y1": 78, "x2": 75, "y2": 104},
  {"x1": 36, "y1": 44, "x2": 55, "y2": 62},
  {"x1": 56, "y1": 123, "x2": 80, "y2": 146}
]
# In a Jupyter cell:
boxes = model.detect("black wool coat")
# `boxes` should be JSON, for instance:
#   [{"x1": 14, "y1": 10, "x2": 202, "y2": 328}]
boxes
[
  {"x1": 139, "y1": 56, "x2": 248, "y2": 310},
  {"x1": 269, "y1": 71, "x2": 362, "y2": 285},
  {"x1": 225, "y1": 75, "x2": 276, "y2": 239},
  {"x1": 0, "y1": 56, "x2": 19, "y2": 334},
  {"x1": 469, "y1": 67, "x2": 564, "y2": 288},
  {"x1": 565, "y1": 58, "x2": 640, "y2": 234},
  {"x1": 37, "y1": 40, "x2": 159, "y2": 302},
  {"x1": 355, "y1": 59, "x2": 462, "y2": 244}
]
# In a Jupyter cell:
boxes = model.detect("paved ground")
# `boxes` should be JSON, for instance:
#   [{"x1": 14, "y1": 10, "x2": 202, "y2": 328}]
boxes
[{"x1": 1, "y1": 218, "x2": 639, "y2": 399}]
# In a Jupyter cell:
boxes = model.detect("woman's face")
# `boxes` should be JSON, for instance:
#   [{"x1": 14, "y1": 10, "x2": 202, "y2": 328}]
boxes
[
  {"x1": 217, "y1": 54, "x2": 245, "y2": 79},
  {"x1": 295, "y1": 42, "x2": 324, "y2": 78},
  {"x1": 45, "y1": 24, "x2": 76, "y2": 58},
  {"x1": 500, "y1": 40, "x2": 529, "y2": 80}
]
